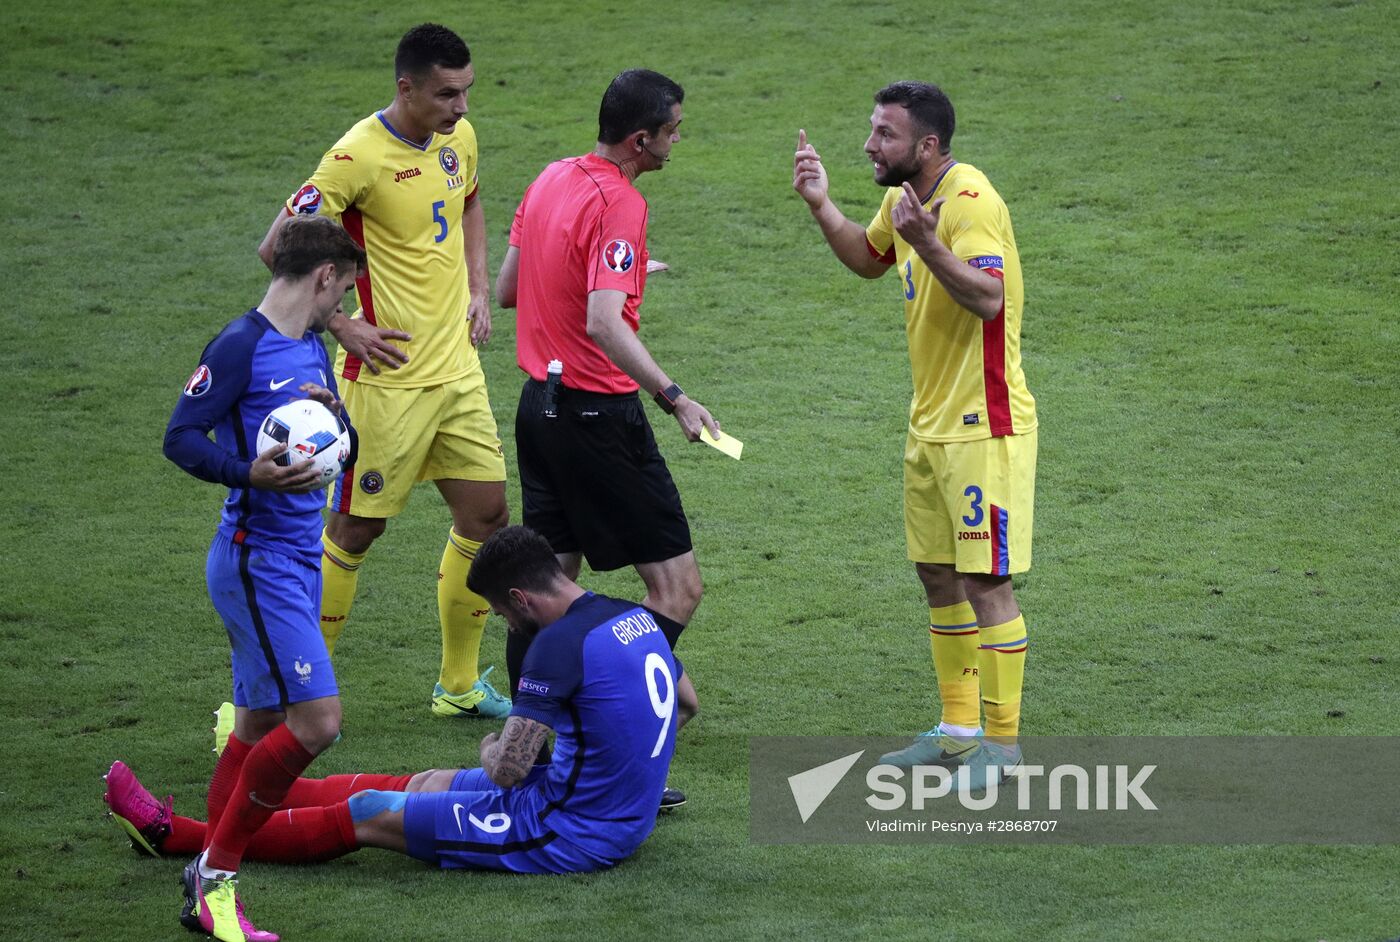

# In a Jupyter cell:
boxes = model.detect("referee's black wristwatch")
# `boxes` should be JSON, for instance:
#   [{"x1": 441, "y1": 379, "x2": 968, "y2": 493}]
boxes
[{"x1": 653, "y1": 383, "x2": 684, "y2": 415}]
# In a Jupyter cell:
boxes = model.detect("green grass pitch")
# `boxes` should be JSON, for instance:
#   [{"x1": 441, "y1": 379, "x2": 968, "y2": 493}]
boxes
[{"x1": 2, "y1": 0, "x2": 1397, "y2": 939}]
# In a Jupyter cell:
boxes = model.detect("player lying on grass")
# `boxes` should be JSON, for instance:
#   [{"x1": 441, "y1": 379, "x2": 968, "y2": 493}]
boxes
[{"x1": 106, "y1": 525, "x2": 688, "y2": 878}]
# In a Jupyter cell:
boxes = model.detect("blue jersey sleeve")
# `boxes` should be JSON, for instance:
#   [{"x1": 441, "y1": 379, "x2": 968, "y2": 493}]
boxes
[
  {"x1": 162, "y1": 321, "x2": 259, "y2": 488},
  {"x1": 510, "y1": 628, "x2": 585, "y2": 728}
]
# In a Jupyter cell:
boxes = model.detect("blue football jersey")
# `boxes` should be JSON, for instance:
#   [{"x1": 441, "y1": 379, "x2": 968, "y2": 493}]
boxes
[
  {"x1": 164, "y1": 309, "x2": 355, "y2": 566},
  {"x1": 510, "y1": 593, "x2": 682, "y2": 861}
]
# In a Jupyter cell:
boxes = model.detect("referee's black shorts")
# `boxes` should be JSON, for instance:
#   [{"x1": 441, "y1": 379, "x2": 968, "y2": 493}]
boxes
[{"x1": 515, "y1": 378, "x2": 692, "y2": 572}]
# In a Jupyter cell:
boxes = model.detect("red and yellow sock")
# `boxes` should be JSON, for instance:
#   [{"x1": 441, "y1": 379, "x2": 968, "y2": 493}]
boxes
[
  {"x1": 978, "y1": 615, "x2": 1028, "y2": 742},
  {"x1": 929, "y1": 601, "x2": 981, "y2": 731},
  {"x1": 438, "y1": 530, "x2": 490, "y2": 693},
  {"x1": 320, "y1": 533, "x2": 368, "y2": 656}
]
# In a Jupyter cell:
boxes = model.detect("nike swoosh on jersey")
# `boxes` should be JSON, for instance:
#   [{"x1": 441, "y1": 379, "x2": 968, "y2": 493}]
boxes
[
  {"x1": 269, "y1": 377, "x2": 295, "y2": 390},
  {"x1": 452, "y1": 803, "x2": 466, "y2": 833}
]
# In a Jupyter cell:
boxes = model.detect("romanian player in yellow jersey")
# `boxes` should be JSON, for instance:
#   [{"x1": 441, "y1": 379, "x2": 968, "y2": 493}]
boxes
[
  {"x1": 258, "y1": 24, "x2": 511, "y2": 719},
  {"x1": 794, "y1": 81, "x2": 1036, "y2": 787}
]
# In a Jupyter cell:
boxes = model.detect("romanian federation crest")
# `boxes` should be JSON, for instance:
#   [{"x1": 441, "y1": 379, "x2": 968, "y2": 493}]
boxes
[
  {"x1": 439, "y1": 147, "x2": 460, "y2": 176},
  {"x1": 360, "y1": 470, "x2": 385, "y2": 494}
]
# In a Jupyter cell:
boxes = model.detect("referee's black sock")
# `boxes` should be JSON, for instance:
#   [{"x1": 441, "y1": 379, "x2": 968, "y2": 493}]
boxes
[
  {"x1": 506, "y1": 628, "x2": 531, "y2": 700},
  {"x1": 645, "y1": 607, "x2": 687, "y2": 650},
  {"x1": 505, "y1": 629, "x2": 552, "y2": 765}
]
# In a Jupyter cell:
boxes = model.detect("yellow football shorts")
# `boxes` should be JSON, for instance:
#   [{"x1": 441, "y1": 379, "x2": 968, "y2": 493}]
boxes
[
  {"x1": 903, "y1": 428, "x2": 1036, "y2": 575},
  {"x1": 328, "y1": 368, "x2": 506, "y2": 519}
]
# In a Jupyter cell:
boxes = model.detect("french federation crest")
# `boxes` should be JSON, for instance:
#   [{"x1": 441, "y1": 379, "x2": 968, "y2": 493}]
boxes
[
  {"x1": 439, "y1": 146, "x2": 460, "y2": 176},
  {"x1": 183, "y1": 364, "x2": 213, "y2": 397},
  {"x1": 291, "y1": 183, "x2": 323, "y2": 215},
  {"x1": 604, "y1": 239, "x2": 634, "y2": 273}
]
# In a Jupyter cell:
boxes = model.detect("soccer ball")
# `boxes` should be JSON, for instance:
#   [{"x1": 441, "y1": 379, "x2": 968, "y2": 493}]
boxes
[{"x1": 256, "y1": 400, "x2": 351, "y2": 487}]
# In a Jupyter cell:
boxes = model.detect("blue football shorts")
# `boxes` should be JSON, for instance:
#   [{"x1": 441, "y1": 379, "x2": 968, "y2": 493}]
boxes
[
  {"x1": 205, "y1": 532, "x2": 337, "y2": 711},
  {"x1": 402, "y1": 767, "x2": 609, "y2": 874}
]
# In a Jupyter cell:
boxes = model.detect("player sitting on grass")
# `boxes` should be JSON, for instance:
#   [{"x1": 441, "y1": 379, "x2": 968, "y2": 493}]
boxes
[{"x1": 106, "y1": 525, "x2": 687, "y2": 877}]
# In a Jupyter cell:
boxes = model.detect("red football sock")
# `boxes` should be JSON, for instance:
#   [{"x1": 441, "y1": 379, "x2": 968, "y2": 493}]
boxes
[
  {"x1": 240, "y1": 802, "x2": 359, "y2": 864},
  {"x1": 284, "y1": 772, "x2": 415, "y2": 807},
  {"x1": 165, "y1": 814, "x2": 206, "y2": 855},
  {"x1": 168, "y1": 773, "x2": 411, "y2": 855},
  {"x1": 204, "y1": 734, "x2": 253, "y2": 851},
  {"x1": 205, "y1": 723, "x2": 316, "y2": 873}
]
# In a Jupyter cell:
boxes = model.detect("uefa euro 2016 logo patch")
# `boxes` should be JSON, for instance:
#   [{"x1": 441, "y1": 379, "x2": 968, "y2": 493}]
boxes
[
  {"x1": 183, "y1": 364, "x2": 212, "y2": 397},
  {"x1": 439, "y1": 146, "x2": 460, "y2": 176},
  {"x1": 604, "y1": 239, "x2": 634, "y2": 273},
  {"x1": 291, "y1": 184, "x2": 323, "y2": 215}
]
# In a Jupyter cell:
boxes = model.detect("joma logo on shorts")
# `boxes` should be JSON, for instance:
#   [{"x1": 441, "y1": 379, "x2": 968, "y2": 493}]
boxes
[
  {"x1": 958, "y1": 531, "x2": 990, "y2": 541},
  {"x1": 394, "y1": 167, "x2": 422, "y2": 183}
]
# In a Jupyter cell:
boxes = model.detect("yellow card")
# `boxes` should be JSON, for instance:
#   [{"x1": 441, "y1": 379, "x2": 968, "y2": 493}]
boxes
[{"x1": 698, "y1": 428, "x2": 743, "y2": 460}]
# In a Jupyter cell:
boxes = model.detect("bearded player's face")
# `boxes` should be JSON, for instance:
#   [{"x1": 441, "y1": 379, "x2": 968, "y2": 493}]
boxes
[
  {"x1": 493, "y1": 594, "x2": 544, "y2": 639},
  {"x1": 865, "y1": 104, "x2": 925, "y2": 187},
  {"x1": 406, "y1": 64, "x2": 474, "y2": 135}
]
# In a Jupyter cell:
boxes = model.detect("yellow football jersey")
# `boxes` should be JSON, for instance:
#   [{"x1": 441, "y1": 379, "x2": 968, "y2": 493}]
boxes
[
  {"x1": 866, "y1": 162, "x2": 1036, "y2": 442},
  {"x1": 287, "y1": 112, "x2": 480, "y2": 388}
]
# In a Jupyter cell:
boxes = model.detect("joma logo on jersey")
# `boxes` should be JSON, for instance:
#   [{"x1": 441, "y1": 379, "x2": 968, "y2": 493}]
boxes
[
  {"x1": 958, "y1": 531, "x2": 990, "y2": 541},
  {"x1": 393, "y1": 167, "x2": 421, "y2": 183}
]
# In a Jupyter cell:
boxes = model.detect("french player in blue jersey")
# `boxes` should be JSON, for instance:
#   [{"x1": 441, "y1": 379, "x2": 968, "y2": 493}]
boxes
[
  {"x1": 159, "y1": 214, "x2": 366, "y2": 942},
  {"x1": 354, "y1": 524, "x2": 686, "y2": 873},
  {"x1": 104, "y1": 525, "x2": 687, "y2": 881}
]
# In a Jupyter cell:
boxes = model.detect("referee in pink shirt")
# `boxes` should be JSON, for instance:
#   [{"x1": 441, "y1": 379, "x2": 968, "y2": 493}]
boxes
[{"x1": 496, "y1": 70, "x2": 715, "y2": 810}]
